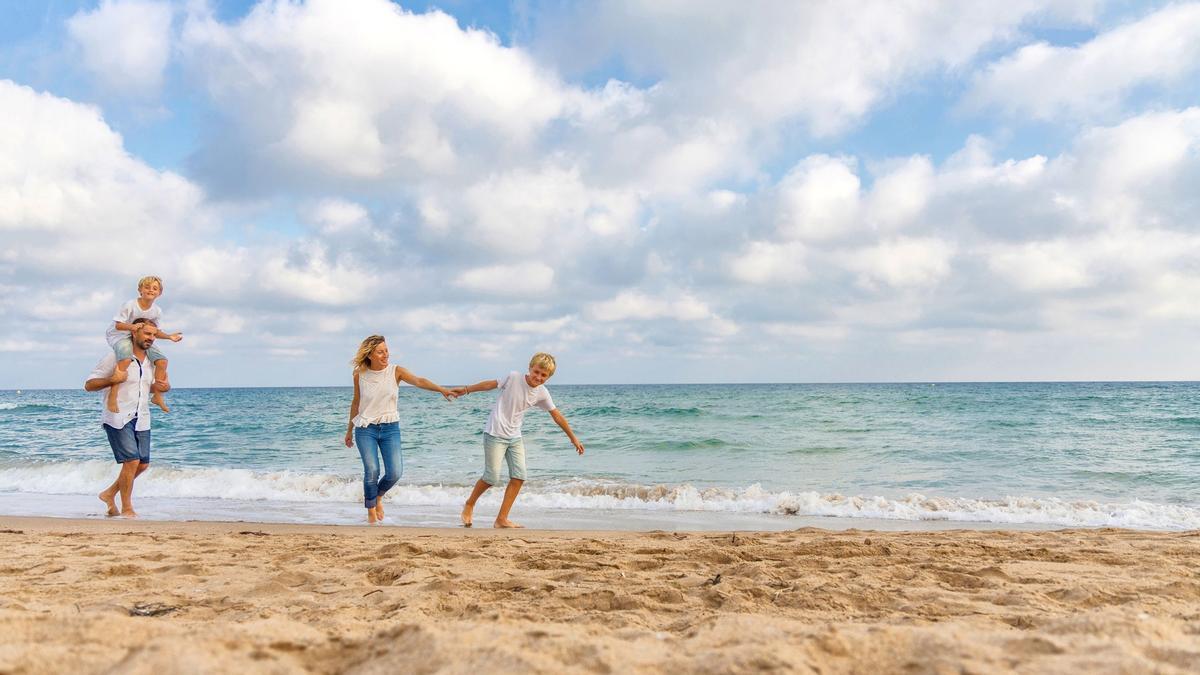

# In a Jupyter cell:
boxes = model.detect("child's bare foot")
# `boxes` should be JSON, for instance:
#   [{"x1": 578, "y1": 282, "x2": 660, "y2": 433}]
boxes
[
  {"x1": 460, "y1": 502, "x2": 474, "y2": 528},
  {"x1": 98, "y1": 491, "x2": 118, "y2": 517},
  {"x1": 151, "y1": 391, "x2": 170, "y2": 412},
  {"x1": 494, "y1": 519, "x2": 524, "y2": 529},
  {"x1": 119, "y1": 509, "x2": 138, "y2": 518}
]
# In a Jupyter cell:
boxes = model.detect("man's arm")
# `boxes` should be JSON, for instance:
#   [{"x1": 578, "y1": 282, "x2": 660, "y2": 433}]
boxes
[
  {"x1": 549, "y1": 409, "x2": 584, "y2": 455},
  {"x1": 84, "y1": 376, "x2": 117, "y2": 392}
]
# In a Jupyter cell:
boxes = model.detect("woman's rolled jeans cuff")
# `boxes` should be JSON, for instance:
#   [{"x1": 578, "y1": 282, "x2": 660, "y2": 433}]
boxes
[
  {"x1": 481, "y1": 432, "x2": 527, "y2": 486},
  {"x1": 355, "y1": 422, "x2": 403, "y2": 508}
]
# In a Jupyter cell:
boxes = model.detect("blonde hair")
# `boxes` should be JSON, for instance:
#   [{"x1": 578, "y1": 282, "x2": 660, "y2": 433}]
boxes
[
  {"x1": 138, "y1": 275, "x2": 163, "y2": 292},
  {"x1": 529, "y1": 352, "x2": 556, "y2": 375},
  {"x1": 351, "y1": 335, "x2": 387, "y2": 371}
]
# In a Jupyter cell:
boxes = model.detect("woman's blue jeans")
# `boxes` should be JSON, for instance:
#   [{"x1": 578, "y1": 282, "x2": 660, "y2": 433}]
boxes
[{"x1": 354, "y1": 422, "x2": 402, "y2": 508}]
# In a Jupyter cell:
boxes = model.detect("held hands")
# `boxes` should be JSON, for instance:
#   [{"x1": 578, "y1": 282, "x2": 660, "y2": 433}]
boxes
[
  {"x1": 439, "y1": 388, "x2": 458, "y2": 402},
  {"x1": 450, "y1": 386, "x2": 469, "y2": 398}
]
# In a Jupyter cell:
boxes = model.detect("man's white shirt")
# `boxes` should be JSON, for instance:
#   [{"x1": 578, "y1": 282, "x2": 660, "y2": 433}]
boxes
[{"x1": 89, "y1": 352, "x2": 153, "y2": 430}]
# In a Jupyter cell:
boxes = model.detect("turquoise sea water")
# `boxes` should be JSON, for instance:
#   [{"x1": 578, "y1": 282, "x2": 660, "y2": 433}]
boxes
[{"x1": 0, "y1": 383, "x2": 1197, "y2": 530}]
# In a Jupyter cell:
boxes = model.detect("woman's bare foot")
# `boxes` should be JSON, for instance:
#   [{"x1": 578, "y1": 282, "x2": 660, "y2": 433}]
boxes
[
  {"x1": 98, "y1": 491, "x2": 119, "y2": 517},
  {"x1": 460, "y1": 502, "x2": 474, "y2": 528},
  {"x1": 367, "y1": 508, "x2": 379, "y2": 524},
  {"x1": 119, "y1": 509, "x2": 138, "y2": 518},
  {"x1": 151, "y1": 391, "x2": 170, "y2": 412},
  {"x1": 374, "y1": 502, "x2": 384, "y2": 521},
  {"x1": 494, "y1": 519, "x2": 524, "y2": 529}
]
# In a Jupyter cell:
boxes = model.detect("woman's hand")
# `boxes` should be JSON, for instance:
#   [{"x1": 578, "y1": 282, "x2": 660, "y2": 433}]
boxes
[{"x1": 344, "y1": 430, "x2": 354, "y2": 448}]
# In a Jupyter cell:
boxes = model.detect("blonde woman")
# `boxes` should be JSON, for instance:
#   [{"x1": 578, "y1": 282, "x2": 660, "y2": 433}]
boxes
[{"x1": 345, "y1": 335, "x2": 455, "y2": 524}]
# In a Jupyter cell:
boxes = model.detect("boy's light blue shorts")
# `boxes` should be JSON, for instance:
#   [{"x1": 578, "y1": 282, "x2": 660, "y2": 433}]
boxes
[
  {"x1": 481, "y1": 432, "x2": 527, "y2": 486},
  {"x1": 112, "y1": 337, "x2": 167, "y2": 364}
]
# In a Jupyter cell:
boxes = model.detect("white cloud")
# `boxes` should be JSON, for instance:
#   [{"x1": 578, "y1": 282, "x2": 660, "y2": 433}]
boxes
[
  {"x1": 727, "y1": 241, "x2": 807, "y2": 285},
  {"x1": 866, "y1": 156, "x2": 934, "y2": 230},
  {"x1": 587, "y1": 290, "x2": 714, "y2": 323},
  {"x1": 537, "y1": 1, "x2": 1097, "y2": 134},
  {"x1": 180, "y1": 0, "x2": 587, "y2": 182},
  {"x1": 67, "y1": 0, "x2": 174, "y2": 96},
  {"x1": 455, "y1": 263, "x2": 556, "y2": 297},
  {"x1": 776, "y1": 155, "x2": 861, "y2": 241},
  {"x1": 842, "y1": 237, "x2": 956, "y2": 290},
  {"x1": 0, "y1": 80, "x2": 207, "y2": 274},
  {"x1": 968, "y1": 3, "x2": 1200, "y2": 120}
]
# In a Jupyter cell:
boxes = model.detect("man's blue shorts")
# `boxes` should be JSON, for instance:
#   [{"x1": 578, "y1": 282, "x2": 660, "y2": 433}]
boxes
[{"x1": 104, "y1": 418, "x2": 150, "y2": 464}]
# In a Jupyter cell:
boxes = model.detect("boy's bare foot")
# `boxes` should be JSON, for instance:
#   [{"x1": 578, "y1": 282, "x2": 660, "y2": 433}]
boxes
[
  {"x1": 119, "y1": 509, "x2": 138, "y2": 518},
  {"x1": 98, "y1": 491, "x2": 119, "y2": 517},
  {"x1": 460, "y1": 503, "x2": 473, "y2": 528},
  {"x1": 494, "y1": 519, "x2": 524, "y2": 529},
  {"x1": 151, "y1": 391, "x2": 170, "y2": 412}
]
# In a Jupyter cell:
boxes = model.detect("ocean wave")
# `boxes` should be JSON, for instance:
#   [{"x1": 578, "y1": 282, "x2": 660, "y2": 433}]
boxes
[
  {"x1": 0, "y1": 462, "x2": 1196, "y2": 530},
  {"x1": 0, "y1": 403, "x2": 65, "y2": 414}
]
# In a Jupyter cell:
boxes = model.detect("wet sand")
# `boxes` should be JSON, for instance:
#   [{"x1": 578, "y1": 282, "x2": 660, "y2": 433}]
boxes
[{"x1": 0, "y1": 516, "x2": 1198, "y2": 673}]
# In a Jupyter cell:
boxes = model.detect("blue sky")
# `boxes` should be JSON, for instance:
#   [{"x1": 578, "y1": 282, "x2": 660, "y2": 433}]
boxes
[{"x1": 3, "y1": 0, "x2": 1200, "y2": 388}]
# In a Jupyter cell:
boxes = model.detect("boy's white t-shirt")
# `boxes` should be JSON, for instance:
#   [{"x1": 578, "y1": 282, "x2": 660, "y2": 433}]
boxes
[
  {"x1": 105, "y1": 299, "x2": 163, "y2": 347},
  {"x1": 484, "y1": 371, "x2": 556, "y2": 439}
]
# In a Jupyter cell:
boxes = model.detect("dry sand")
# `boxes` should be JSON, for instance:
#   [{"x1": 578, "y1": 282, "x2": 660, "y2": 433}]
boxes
[{"x1": 0, "y1": 516, "x2": 1197, "y2": 674}]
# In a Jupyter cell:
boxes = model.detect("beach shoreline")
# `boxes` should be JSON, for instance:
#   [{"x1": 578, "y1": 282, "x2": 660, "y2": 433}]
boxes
[{"x1": 1, "y1": 516, "x2": 1198, "y2": 673}]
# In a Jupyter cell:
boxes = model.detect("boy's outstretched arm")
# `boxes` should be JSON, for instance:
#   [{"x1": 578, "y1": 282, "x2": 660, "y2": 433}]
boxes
[
  {"x1": 549, "y1": 409, "x2": 585, "y2": 455},
  {"x1": 396, "y1": 366, "x2": 456, "y2": 400},
  {"x1": 453, "y1": 379, "x2": 499, "y2": 397}
]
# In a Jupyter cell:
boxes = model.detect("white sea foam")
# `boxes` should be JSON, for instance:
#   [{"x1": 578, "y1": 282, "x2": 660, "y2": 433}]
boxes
[{"x1": 0, "y1": 461, "x2": 1197, "y2": 530}]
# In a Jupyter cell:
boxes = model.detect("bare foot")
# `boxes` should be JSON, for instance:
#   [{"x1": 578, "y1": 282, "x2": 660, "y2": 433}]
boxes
[
  {"x1": 374, "y1": 502, "x2": 384, "y2": 521},
  {"x1": 151, "y1": 391, "x2": 170, "y2": 412},
  {"x1": 461, "y1": 502, "x2": 474, "y2": 528},
  {"x1": 98, "y1": 491, "x2": 118, "y2": 517},
  {"x1": 119, "y1": 509, "x2": 138, "y2": 518},
  {"x1": 367, "y1": 508, "x2": 379, "y2": 525},
  {"x1": 494, "y1": 519, "x2": 524, "y2": 529}
]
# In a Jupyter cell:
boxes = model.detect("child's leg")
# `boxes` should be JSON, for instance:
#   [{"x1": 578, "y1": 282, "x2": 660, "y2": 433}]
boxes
[
  {"x1": 106, "y1": 358, "x2": 132, "y2": 413},
  {"x1": 462, "y1": 433, "x2": 505, "y2": 527},
  {"x1": 147, "y1": 346, "x2": 170, "y2": 412},
  {"x1": 495, "y1": 439, "x2": 527, "y2": 528},
  {"x1": 106, "y1": 338, "x2": 135, "y2": 413}
]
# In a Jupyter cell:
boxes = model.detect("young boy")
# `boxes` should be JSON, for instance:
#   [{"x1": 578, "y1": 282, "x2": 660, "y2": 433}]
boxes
[
  {"x1": 455, "y1": 352, "x2": 584, "y2": 528},
  {"x1": 105, "y1": 276, "x2": 182, "y2": 414}
]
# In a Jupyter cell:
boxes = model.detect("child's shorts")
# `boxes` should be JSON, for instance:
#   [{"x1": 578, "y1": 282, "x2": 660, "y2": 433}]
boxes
[
  {"x1": 481, "y1": 432, "x2": 527, "y2": 485},
  {"x1": 112, "y1": 337, "x2": 167, "y2": 365}
]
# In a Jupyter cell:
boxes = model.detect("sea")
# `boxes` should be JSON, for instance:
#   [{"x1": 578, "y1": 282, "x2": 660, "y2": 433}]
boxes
[{"x1": 0, "y1": 383, "x2": 1197, "y2": 531}]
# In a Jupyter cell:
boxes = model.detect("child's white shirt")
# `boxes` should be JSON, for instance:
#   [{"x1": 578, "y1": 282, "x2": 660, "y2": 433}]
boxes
[
  {"x1": 105, "y1": 299, "x2": 163, "y2": 347},
  {"x1": 484, "y1": 371, "x2": 556, "y2": 439}
]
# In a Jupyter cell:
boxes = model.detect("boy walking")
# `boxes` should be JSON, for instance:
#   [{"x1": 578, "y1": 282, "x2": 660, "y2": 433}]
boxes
[{"x1": 455, "y1": 353, "x2": 584, "y2": 528}]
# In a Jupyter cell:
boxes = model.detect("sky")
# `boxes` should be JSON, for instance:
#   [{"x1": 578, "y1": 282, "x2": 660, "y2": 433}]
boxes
[{"x1": 2, "y1": 0, "x2": 1200, "y2": 388}]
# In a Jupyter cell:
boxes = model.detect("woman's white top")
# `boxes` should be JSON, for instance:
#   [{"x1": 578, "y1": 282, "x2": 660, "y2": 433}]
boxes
[{"x1": 352, "y1": 365, "x2": 400, "y2": 427}]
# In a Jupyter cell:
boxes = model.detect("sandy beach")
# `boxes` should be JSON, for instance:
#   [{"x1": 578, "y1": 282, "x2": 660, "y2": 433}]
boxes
[{"x1": 0, "y1": 518, "x2": 1196, "y2": 673}]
